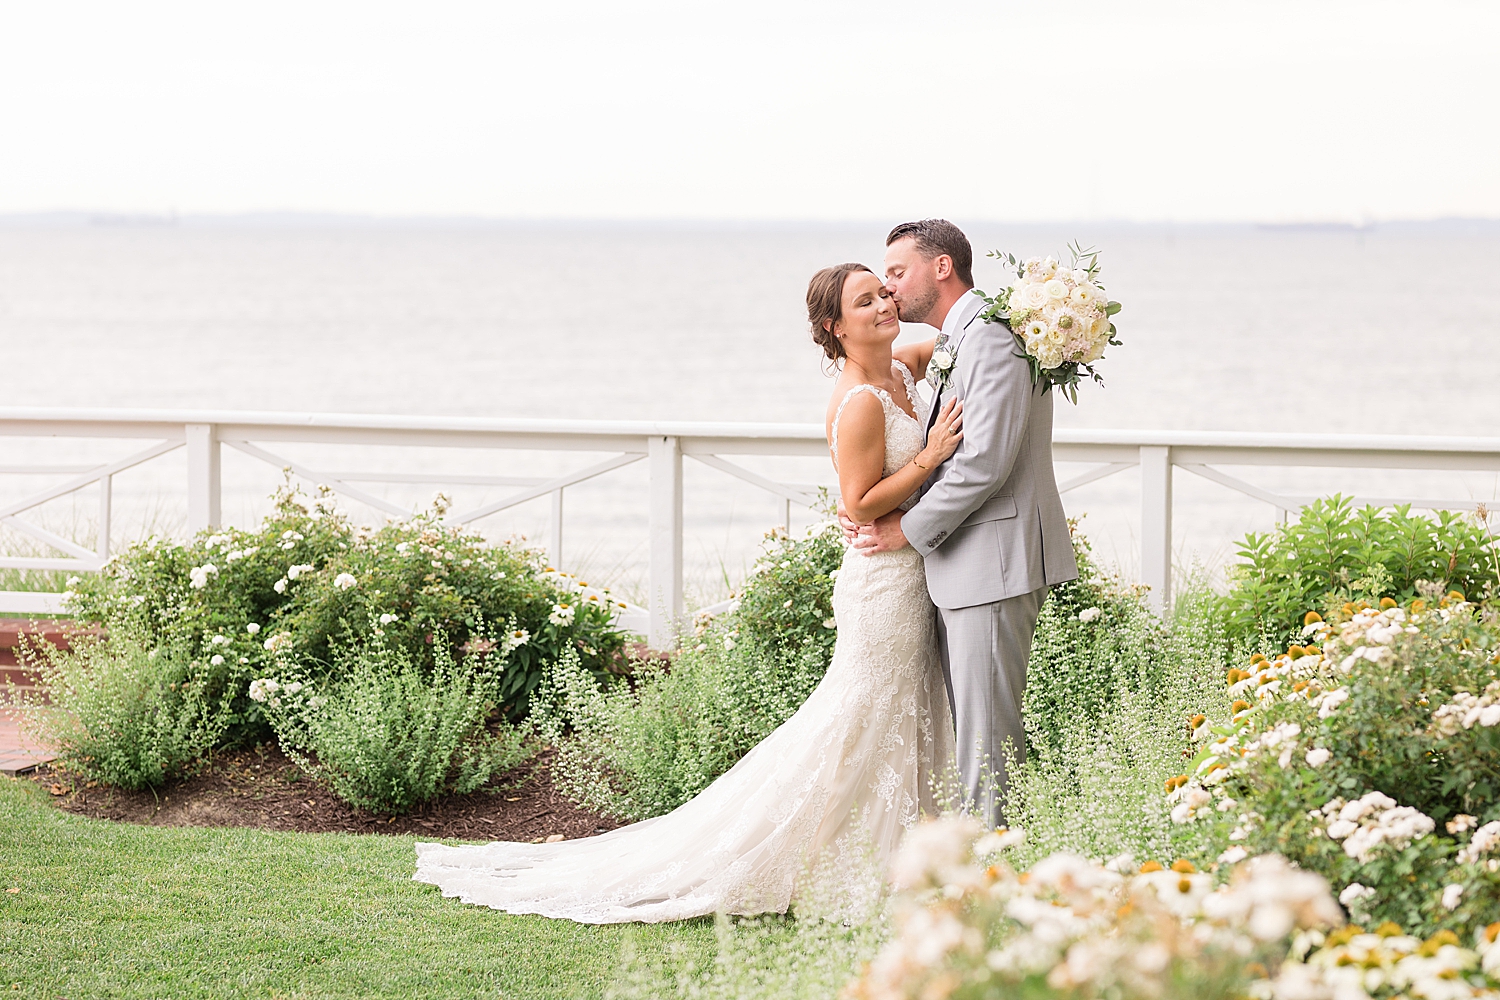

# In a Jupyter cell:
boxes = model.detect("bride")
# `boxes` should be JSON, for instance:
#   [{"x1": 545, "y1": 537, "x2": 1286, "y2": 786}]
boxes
[{"x1": 413, "y1": 263, "x2": 964, "y2": 924}]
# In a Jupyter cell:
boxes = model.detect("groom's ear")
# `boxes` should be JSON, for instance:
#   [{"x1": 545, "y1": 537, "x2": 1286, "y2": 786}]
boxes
[{"x1": 932, "y1": 254, "x2": 954, "y2": 281}]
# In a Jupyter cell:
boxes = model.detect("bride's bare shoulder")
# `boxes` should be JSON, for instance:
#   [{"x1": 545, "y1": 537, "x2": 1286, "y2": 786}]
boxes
[{"x1": 826, "y1": 384, "x2": 885, "y2": 443}]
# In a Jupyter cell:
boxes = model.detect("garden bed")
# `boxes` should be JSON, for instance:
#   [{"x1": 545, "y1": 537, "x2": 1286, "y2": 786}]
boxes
[{"x1": 29, "y1": 744, "x2": 622, "y2": 842}]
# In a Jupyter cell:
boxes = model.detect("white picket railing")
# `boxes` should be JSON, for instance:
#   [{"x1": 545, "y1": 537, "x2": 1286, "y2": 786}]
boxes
[{"x1": 2, "y1": 408, "x2": 1499, "y2": 644}]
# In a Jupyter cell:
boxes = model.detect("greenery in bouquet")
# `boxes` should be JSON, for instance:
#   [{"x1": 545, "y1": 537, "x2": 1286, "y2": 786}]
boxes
[
  {"x1": 1167, "y1": 593, "x2": 1500, "y2": 940},
  {"x1": 976, "y1": 242, "x2": 1122, "y2": 404},
  {"x1": 536, "y1": 516, "x2": 846, "y2": 821},
  {"x1": 1222, "y1": 496, "x2": 1499, "y2": 650},
  {"x1": 64, "y1": 481, "x2": 628, "y2": 751}
]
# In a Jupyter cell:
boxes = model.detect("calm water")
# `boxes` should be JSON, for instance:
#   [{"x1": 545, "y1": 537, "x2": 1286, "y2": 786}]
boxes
[{"x1": 3, "y1": 219, "x2": 1498, "y2": 601}]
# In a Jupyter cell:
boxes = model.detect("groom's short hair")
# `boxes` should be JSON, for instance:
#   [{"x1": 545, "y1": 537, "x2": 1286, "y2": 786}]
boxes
[{"x1": 885, "y1": 219, "x2": 974, "y2": 287}]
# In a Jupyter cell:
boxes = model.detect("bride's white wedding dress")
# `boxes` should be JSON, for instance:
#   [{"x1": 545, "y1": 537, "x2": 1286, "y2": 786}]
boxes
[{"x1": 414, "y1": 361, "x2": 955, "y2": 923}]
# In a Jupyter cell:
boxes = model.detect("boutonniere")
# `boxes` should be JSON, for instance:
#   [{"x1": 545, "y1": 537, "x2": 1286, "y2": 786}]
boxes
[{"x1": 927, "y1": 336, "x2": 957, "y2": 391}]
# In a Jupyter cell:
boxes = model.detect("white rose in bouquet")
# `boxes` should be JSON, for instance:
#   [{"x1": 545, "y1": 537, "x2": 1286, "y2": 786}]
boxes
[{"x1": 980, "y1": 242, "x2": 1122, "y2": 403}]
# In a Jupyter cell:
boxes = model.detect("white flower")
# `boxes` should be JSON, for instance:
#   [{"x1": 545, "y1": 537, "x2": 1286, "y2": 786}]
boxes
[
  {"x1": 1338, "y1": 882, "x2": 1374, "y2": 906},
  {"x1": 723, "y1": 636, "x2": 736, "y2": 651},
  {"x1": 263, "y1": 633, "x2": 292, "y2": 652},
  {"x1": 1316, "y1": 687, "x2": 1349, "y2": 718},
  {"x1": 1441, "y1": 883, "x2": 1464, "y2": 910},
  {"x1": 378, "y1": 613, "x2": 397, "y2": 625},
  {"x1": 504, "y1": 628, "x2": 530, "y2": 651},
  {"x1": 273, "y1": 578, "x2": 287, "y2": 594},
  {"x1": 332, "y1": 572, "x2": 357, "y2": 590},
  {"x1": 1457, "y1": 821, "x2": 1500, "y2": 864},
  {"x1": 822, "y1": 618, "x2": 837, "y2": 629},
  {"x1": 1218, "y1": 845, "x2": 1248, "y2": 865},
  {"x1": 1069, "y1": 284, "x2": 1098, "y2": 305},
  {"x1": 395, "y1": 542, "x2": 410, "y2": 554},
  {"x1": 286, "y1": 563, "x2": 314, "y2": 581},
  {"x1": 189, "y1": 563, "x2": 218, "y2": 589},
  {"x1": 548, "y1": 603, "x2": 575, "y2": 627},
  {"x1": 1043, "y1": 278, "x2": 1069, "y2": 300},
  {"x1": 65, "y1": 576, "x2": 81, "y2": 587},
  {"x1": 1305, "y1": 747, "x2": 1330, "y2": 767},
  {"x1": 248, "y1": 678, "x2": 280, "y2": 703},
  {"x1": 210, "y1": 634, "x2": 229, "y2": 646},
  {"x1": 210, "y1": 654, "x2": 224, "y2": 666},
  {"x1": 1020, "y1": 282, "x2": 1050, "y2": 310},
  {"x1": 1077, "y1": 607, "x2": 1102, "y2": 623},
  {"x1": 930, "y1": 348, "x2": 954, "y2": 372},
  {"x1": 246, "y1": 623, "x2": 261, "y2": 635}
]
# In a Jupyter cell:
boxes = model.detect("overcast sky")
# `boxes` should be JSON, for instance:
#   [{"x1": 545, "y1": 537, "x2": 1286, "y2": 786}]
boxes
[{"x1": 2, "y1": 0, "x2": 1496, "y2": 222}]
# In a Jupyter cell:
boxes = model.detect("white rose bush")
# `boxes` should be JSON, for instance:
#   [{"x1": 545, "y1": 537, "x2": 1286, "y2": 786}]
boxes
[
  {"x1": 977, "y1": 243, "x2": 1122, "y2": 403},
  {"x1": 33, "y1": 481, "x2": 627, "y2": 806}
]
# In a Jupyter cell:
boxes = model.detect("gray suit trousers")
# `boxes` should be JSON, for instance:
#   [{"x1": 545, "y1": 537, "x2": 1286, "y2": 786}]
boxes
[{"x1": 936, "y1": 585, "x2": 1048, "y2": 828}]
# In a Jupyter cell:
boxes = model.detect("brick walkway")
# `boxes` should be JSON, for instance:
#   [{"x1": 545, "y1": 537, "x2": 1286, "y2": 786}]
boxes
[
  {"x1": 0, "y1": 708, "x2": 51, "y2": 777},
  {"x1": 0, "y1": 619, "x2": 61, "y2": 776}
]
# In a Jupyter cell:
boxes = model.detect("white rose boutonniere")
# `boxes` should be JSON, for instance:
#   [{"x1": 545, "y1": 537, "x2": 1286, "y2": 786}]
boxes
[{"x1": 927, "y1": 336, "x2": 957, "y2": 391}]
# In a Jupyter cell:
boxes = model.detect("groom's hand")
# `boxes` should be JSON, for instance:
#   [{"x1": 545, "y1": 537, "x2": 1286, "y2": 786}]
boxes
[{"x1": 852, "y1": 510, "x2": 909, "y2": 555}]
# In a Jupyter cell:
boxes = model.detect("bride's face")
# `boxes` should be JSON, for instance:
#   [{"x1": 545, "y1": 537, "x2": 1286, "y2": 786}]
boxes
[{"x1": 834, "y1": 271, "x2": 900, "y2": 352}]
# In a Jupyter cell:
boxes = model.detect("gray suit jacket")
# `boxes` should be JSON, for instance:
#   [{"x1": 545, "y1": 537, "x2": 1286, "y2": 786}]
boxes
[{"x1": 902, "y1": 299, "x2": 1078, "y2": 610}]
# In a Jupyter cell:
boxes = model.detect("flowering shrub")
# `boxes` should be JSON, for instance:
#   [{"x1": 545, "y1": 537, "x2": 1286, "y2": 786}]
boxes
[
  {"x1": 1223, "y1": 496, "x2": 1498, "y2": 648},
  {"x1": 537, "y1": 519, "x2": 847, "y2": 821},
  {"x1": 846, "y1": 816, "x2": 1366, "y2": 1000},
  {"x1": 15, "y1": 624, "x2": 232, "y2": 789},
  {"x1": 1001, "y1": 575, "x2": 1236, "y2": 871},
  {"x1": 66, "y1": 483, "x2": 627, "y2": 748},
  {"x1": 1169, "y1": 595, "x2": 1500, "y2": 938},
  {"x1": 1022, "y1": 526, "x2": 1173, "y2": 761},
  {"x1": 251, "y1": 624, "x2": 533, "y2": 814}
]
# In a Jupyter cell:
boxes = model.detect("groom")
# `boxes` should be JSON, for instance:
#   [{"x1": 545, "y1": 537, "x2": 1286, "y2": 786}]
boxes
[{"x1": 847, "y1": 219, "x2": 1077, "y2": 828}]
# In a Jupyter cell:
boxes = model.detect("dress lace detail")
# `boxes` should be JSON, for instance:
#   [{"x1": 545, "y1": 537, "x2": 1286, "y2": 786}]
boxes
[
  {"x1": 829, "y1": 362, "x2": 927, "y2": 512},
  {"x1": 413, "y1": 361, "x2": 955, "y2": 925}
]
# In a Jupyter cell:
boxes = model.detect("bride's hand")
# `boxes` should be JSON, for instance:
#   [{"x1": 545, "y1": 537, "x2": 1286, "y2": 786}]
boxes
[{"x1": 915, "y1": 399, "x2": 963, "y2": 469}]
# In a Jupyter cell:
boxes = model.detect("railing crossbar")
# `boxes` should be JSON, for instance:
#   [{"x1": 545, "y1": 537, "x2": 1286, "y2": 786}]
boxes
[
  {"x1": 450, "y1": 453, "x2": 645, "y2": 525},
  {"x1": 0, "y1": 439, "x2": 179, "y2": 521},
  {"x1": 687, "y1": 454, "x2": 820, "y2": 506},
  {"x1": 0, "y1": 516, "x2": 97, "y2": 563},
  {"x1": 1057, "y1": 462, "x2": 1135, "y2": 494},
  {"x1": 222, "y1": 440, "x2": 412, "y2": 518},
  {"x1": 323, "y1": 471, "x2": 547, "y2": 487}
]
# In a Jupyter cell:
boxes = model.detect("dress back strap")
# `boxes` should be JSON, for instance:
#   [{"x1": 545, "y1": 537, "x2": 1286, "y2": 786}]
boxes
[{"x1": 830, "y1": 384, "x2": 890, "y2": 462}]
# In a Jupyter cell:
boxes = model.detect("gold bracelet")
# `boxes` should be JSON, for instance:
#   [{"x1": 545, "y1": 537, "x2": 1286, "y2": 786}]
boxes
[{"x1": 912, "y1": 457, "x2": 930, "y2": 471}]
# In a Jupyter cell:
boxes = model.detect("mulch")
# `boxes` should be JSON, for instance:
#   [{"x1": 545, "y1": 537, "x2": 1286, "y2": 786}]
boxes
[{"x1": 29, "y1": 744, "x2": 624, "y2": 843}]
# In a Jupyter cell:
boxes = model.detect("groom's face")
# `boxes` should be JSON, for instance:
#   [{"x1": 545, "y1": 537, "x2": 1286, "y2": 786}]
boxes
[{"x1": 883, "y1": 238, "x2": 940, "y2": 326}]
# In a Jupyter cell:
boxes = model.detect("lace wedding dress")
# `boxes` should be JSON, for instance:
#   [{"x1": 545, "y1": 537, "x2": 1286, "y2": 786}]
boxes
[{"x1": 414, "y1": 361, "x2": 955, "y2": 924}]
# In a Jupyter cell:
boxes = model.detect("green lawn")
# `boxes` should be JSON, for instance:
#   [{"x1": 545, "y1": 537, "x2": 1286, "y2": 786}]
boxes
[{"x1": 0, "y1": 778, "x2": 715, "y2": 999}]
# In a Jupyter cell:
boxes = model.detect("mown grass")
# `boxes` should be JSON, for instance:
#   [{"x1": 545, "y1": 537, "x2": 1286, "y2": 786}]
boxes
[{"x1": 0, "y1": 778, "x2": 714, "y2": 999}]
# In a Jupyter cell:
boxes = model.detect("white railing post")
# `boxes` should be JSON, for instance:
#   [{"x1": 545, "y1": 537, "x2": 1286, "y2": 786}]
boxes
[
  {"x1": 186, "y1": 423, "x2": 221, "y2": 532},
  {"x1": 648, "y1": 435, "x2": 683, "y2": 649},
  {"x1": 550, "y1": 488, "x2": 564, "y2": 570},
  {"x1": 1139, "y1": 445, "x2": 1172, "y2": 614},
  {"x1": 97, "y1": 473, "x2": 112, "y2": 560}
]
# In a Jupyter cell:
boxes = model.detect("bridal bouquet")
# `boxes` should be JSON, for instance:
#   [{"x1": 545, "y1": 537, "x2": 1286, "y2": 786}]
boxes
[{"x1": 979, "y1": 242, "x2": 1122, "y2": 403}]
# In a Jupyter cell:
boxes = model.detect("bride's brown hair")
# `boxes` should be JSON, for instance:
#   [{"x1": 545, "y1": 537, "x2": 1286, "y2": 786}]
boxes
[{"x1": 806, "y1": 263, "x2": 873, "y2": 363}]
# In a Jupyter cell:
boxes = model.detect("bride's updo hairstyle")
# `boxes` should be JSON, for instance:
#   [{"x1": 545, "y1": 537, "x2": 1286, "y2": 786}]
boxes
[{"x1": 806, "y1": 262, "x2": 873, "y2": 364}]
